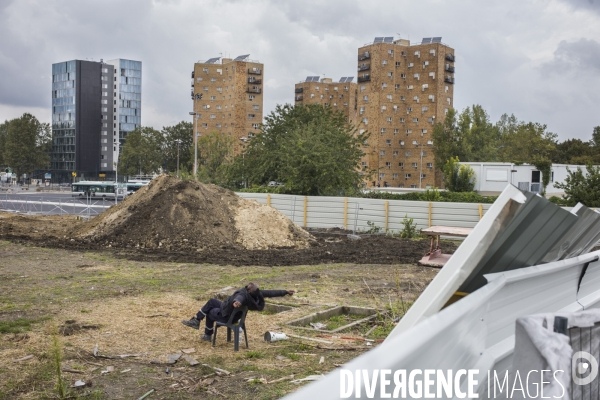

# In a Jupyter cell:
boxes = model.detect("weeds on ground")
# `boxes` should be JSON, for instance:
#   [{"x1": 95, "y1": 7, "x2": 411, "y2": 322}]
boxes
[
  {"x1": 244, "y1": 350, "x2": 265, "y2": 359},
  {"x1": 365, "y1": 221, "x2": 382, "y2": 234},
  {"x1": 398, "y1": 214, "x2": 419, "y2": 238},
  {"x1": 50, "y1": 324, "x2": 68, "y2": 399},
  {"x1": 0, "y1": 317, "x2": 50, "y2": 334}
]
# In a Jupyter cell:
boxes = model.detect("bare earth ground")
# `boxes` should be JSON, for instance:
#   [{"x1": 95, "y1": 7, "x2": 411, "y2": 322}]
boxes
[
  {"x1": 0, "y1": 241, "x2": 441, "y2": 400},
  {"x1": 0, "y1": 213, "x2": 456, "y2": 266}
]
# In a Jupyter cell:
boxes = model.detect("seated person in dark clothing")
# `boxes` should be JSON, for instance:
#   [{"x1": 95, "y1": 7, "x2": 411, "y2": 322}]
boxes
[{"x1": 182, "y1": 283, "x2": 295, "y2": 341}]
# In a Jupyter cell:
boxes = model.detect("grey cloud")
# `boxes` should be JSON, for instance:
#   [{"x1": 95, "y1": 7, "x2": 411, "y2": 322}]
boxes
[
  {"x1": 1, "y1": 0, "x2": 600, "y2": 141},
  {"x1": 557, "y1": 0, "x2": 600, "y2": 14},
  {"x1": 542, "y1": 38, "x2": 600, "y2": 75}
]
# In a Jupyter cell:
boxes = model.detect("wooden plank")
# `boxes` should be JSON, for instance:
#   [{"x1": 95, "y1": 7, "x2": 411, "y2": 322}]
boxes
[{"x1": 421, "y1": 226, "x2": 473, "y2": 237}]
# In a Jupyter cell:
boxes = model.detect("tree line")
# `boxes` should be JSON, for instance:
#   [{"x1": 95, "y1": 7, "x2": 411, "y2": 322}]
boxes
[
  {"x1": 119, "y1": 104, "x2": 368, "y2": 196},
  {"x1": 432, "y1": 105, "x2": 600, "y2": 195},
  {"x1": 0, "y1": 113, "x2": 51, "y2": 180},
  {"x1": 3, "y1": 105, "x2": 599, "y2": 201},
  {"x1": 433, "y1": 105, "x2": 600, "y2": 168}
]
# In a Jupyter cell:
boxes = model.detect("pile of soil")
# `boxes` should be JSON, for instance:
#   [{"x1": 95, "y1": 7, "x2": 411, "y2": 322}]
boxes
[{"x1": 73, "y1": 175, "x2": 313, "y2": 251}]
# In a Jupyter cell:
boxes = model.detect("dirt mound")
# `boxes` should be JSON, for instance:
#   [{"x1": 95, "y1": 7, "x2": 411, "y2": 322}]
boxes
[{"x1": 73, "y1": 175, "x2": 313, "y2": 251}]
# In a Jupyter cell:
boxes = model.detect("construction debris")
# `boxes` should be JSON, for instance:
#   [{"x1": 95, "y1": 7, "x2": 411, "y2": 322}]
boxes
[
  {"x1": 181, "y1": 355, "x2": 199, "y2": 366},
  {"x1": 12, "y1": 355, "x2": 34, "y2": 363},
  {"x1": 290, "y1": 374, "x2": 325, "y2": 384}
]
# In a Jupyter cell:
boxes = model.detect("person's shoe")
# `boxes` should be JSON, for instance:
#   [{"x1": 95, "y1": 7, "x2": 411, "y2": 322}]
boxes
[
  {"x1": 181, "y1": 317, "x2": 200, "y2": 330},
  {"x1": 201, "y1": 334, "x2": 212, "y2": 342}
]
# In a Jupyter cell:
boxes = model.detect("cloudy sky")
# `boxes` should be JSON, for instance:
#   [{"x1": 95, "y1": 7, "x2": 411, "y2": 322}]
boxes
[{"x1": 1, "y1": 0, "x2": 599, "y2": 141}]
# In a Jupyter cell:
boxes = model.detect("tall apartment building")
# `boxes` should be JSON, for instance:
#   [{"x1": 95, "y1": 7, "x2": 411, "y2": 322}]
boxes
[
  {"x1": 356, "y1": 37, "x2": 454, "y2": 188},
  {"x1": 294, "y1": 76, "x2": 358, "y2": 124},
  {"x1": 191, "y1": 55, "x2": 263, "y2": 153},
  {"x1": 51, "y1": 58, "x2": 141, "y2": 181}
]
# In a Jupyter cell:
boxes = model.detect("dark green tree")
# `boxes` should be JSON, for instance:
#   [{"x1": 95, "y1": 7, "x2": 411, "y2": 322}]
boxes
[
  {"x1": 554, "y1": 163, "x2": 600, "y2": 207},
  {"x1": 195, "y1": 131, "x2": 234, "y2": 184},
  {"x1": 162, "y1": 121, "x2": 193, "y2": 173},
  {"x1": 2, "y1": 113, "x2": 50, "y2": 179},
  {"x1": 591, "y1": 126, "x2": 600, "y2": 148},
  {"x1": 497, "y1": 119, "x2": 557, "y2": 164},
  {"x1": 459, "y1": 105, "x2": 498, "y2": 162},
  {"x1": 553, "y1": 138, "x2": 595, "y2": 165},
  {"x1": 442, "y1": 156, "x2": 476, "y2": 192},
  {"x1": 431, "y1": 108, "x2": 463, "y2": 173},
  {"x1": 228, "y1": 104, "x2": 368, "y2": 195},
  {"x1": 118, "y1": 126, "x2": 163, "y2": 176},
  {"x1": 0, "y1": 120, "x2": 7, "y2": 167}
]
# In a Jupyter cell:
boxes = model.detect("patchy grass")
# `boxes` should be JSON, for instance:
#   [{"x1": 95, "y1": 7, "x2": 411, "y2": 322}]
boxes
[
  {"x1": 0, "y1": 317, "x2": 50, "y2": 334},
  {"x1": 0, "y1": 242, "x2": 438, "y2": 399}
]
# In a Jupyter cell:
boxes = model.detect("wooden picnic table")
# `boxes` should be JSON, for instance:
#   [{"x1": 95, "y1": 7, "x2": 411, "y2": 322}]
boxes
[{"x1": 419, "y1": 226, "x2": 473, "y2": 268}]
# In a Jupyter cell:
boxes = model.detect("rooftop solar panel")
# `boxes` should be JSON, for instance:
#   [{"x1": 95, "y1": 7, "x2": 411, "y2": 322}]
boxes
[
  {"x1": 345, "y1": 77, "x2": 354, "y2": 82},
  {"x1": 432, "y1": 37, "x2": 442, "y2": 43},
  {"x1": 374, "y1": 37, "x2": 384, "y2": 43},
  {"x1": 384, "y1": 37, "x2": 394, "y2": 43},
  {"x1": 339, "y1": 77, "x2": 347, "y2": 82},
  {"x1": 205, "y1": 57, "x2": 220, "y2": 64},
  {"x1": 233, "y1": 54, "x2": 250, "y2": 61},
  {"x1": 422, "y1": 38, "x2": 432, "y2": 44}
]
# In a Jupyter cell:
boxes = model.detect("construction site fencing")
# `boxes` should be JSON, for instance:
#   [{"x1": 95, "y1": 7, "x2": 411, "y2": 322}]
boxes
[
  {"x1": 0, "y1": 192, "x2": 111, "y2": 219},
  {"x1": 236, "y1": 193, "x2": 493, "y2": 233}
]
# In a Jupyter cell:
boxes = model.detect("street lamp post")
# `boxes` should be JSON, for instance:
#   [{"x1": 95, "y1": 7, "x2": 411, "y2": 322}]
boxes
[
  {"x1": 419, "y1": 143, "x2": 424, "y2": 189},
  {"x1": 189, "y1": 111, "x2": 198, "y2": 180},
  {"x1": 175, "y1": 139, "x2": 182, "y2": 178},
  {"x1": 239, "y1": 137, "x2": 247, "y2": 188},
  {"x1": 114, "y1": 161, "x2": 118, "y2": 205}
]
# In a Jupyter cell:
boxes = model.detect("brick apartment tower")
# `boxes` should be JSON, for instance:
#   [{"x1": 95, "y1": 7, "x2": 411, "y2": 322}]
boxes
[
  {"x1": 294, "y1": 76, "x2": 358, "y2": 125},
  {"x1": 191, "y1": 55, "x2": 264, "y2": 154},
  {"x1": 356, "y1": 37, "x2": 455, "y2": 188}
]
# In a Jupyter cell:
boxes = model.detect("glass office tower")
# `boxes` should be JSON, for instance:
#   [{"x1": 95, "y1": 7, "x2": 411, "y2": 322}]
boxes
[
  {"x1": 50, "y1": 58, "x2": 141, "y2": 180},
  {"x1": 106, "y1": 59, "x2": 142, "y2": 164},
  {"x1": 51, "y1": 61, "x2": 77, "y2": 171}
]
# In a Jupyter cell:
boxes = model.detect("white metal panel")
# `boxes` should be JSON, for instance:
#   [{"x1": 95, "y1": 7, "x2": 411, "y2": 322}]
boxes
[
  {"x1": 486, "y1": 168, "x2": 509, "y2": 181},
  {"x1": 389, "y1": 186, "x2": 528, "y2": 339},
  {"x1": 283, "y1": 252, "x2": 600, "y2": 400}
]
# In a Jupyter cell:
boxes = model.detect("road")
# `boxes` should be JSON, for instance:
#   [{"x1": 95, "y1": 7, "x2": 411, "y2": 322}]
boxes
[{"x1": 0, "y1": 191, "x2": 121, "y2": 216}]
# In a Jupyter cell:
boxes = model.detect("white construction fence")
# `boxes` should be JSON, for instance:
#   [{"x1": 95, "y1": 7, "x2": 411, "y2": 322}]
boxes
[{"x1": 236, "y1": 193, "x2": 492, "y2": 233}]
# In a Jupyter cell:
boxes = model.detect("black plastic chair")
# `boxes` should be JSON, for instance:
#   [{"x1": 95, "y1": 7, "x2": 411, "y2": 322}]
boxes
[{"x1": 212, "y1": 306, "x2": 249, "y2": 351}]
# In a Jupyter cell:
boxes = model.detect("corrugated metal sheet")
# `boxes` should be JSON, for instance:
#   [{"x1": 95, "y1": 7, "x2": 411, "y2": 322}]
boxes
[
  {"x1": 390, "y1": 185, "x2": 529, "y2": 337},
  {"x1": 458, "y1": 192, "x2": 579, "y2": 293},
  {"x1": 282, "y1": 253, "x2": 600, "y2": 400}
]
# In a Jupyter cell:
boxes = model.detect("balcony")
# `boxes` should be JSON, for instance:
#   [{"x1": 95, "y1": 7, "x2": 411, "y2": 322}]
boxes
[
  {"x1": 358, "y1": 52, "x2": 370, "y2": 61},
  {"x1": 190, "y1": 91, "x2": 194, "y2": 99},
  {"x1": 191, "y1": 83, "x2": 194, "y2": 87},
  {"x1": 445, "y1": 53, "x2": 455, "y2": 62},
  {"x1": 247, "y1": 87, "x2": 262, "y2": 94},
  {"x1": 445, "y1": 66, "x2": 455, "y2": 73},
  {"x1": 295, "y1": 87, "x2": 303, "y2": 93},
  {"x1": 191, "y1": 71, "x2": 194, "y2": 78},
  {"x1": 358, "y1": 64, "x2": 370, "y2": 72},
  {"x1": 444, "y1": 76, "x2": 455, "y2": 84},
  {"x1": 357, "y1": 75, "x2": 371, "y2": 83},
  {"x1": 248, "y1": 78, "x2": 262, "y2": 84},
  {"x1": 248, "y1": 68, "x2": 262, "y2": 75},
  {"x1": 295, "y1": 95, "x2": 303, "y2": 101}
]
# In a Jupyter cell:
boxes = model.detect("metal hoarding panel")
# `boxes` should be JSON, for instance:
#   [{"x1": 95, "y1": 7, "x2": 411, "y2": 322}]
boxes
[
  {"x1": 458, "y1": 194, "x2": 579, "y2": 293},
  {"x1": 282, "y1": 253, "x2": 600, "y2": 400},
  {"x1": 389, "y1": 185, "x2": 528, "y2": 339}
]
